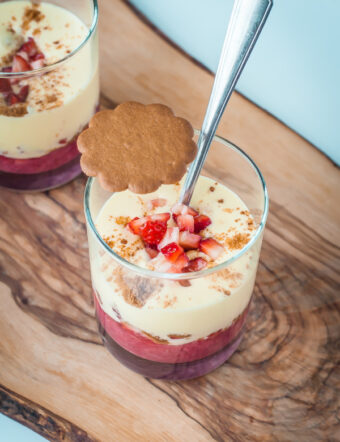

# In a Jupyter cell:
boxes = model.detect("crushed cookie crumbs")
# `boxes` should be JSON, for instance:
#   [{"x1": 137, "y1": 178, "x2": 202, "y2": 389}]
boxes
[{"x1": 226, "y1": 233, "x2": 250, "y2": 250}]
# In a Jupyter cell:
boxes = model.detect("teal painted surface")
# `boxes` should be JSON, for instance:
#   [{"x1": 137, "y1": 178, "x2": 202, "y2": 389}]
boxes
[
  {"x1": 130, "y1": 0, "x2": 340, "y2": 165},
  {"x1": 0, "y1": 414, "x2": 46, "y2": 441}
]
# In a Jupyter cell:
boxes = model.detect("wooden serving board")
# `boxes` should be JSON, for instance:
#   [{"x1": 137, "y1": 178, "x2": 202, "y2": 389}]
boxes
[{"x1": 1, "y1": 1, "x2": 339, "y2": 440}]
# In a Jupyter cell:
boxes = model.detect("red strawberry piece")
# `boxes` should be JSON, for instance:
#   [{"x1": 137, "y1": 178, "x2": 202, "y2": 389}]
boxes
[
  {"x1": 149, "y1": 212, "x2": 170, "y2": 223},
  {"x1": 194, "y1": 214, "x2": 212, "y2": 233},
  {"x1": 128, "y1": 216, "x2": 147, "y2": 234},
  {"x1": 171, "y1": 203, "x2": 198, "y2": 217},
  {"x1": 145, "y1": 245, "x2": 158, "y2": 259},
  {"x1": 158, "y1": 227, "x2": 179, "y2": 250},
  {"x1": 169, "y1": 253, "x2": 189, "y2": 273},
  {"x1": 30, "y1": 58, "x2": 45, "y2": 69},
  {"x1": 19, "y1": 37, "x2": 38, "y2": 58},
  {"x1": 5, "y1": 93, "x2": 20, "y2": 106},
  {"x1": 0, "y1": 78, "x2": 11, "y2": 93},
  {"x1": 17, "y1": 85, "x2": 29, "y2": 102},
  {"x1": 12, "y1": 54, "x2": 30, "y2": 73},
  {"x1": 183, "y1": 257, "x2": 208, "y2": 272},
  {"x1": 150, "y1": 253, "x2": 173, "y2": 272},
  {"x1": 16, "y1": 51, "x2": 29, "y2": 61},
  {"x1": 176, "y1": 214, "x2": 194, "y2": 232},
  {"x1": 199, "y1": 238, "x2": 224, "y2": 260},
  {"x1": 147, "y1": 198, "x2": 167, "y2": 210},
  {"x1": 161, "y1": 242, "x2": 184, "y2": 263},
  {"x1": 179, "y1": 231, "x2": 201, "y2": 250},
  {"x1": 32, "y1": 52, "x2": 45, "y2": 61},
  {"x1": 139, "y1": 220, "x2": 167, "y2": 246}
]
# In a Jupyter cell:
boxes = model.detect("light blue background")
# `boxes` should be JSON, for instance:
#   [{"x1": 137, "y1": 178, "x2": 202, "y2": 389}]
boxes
[
  {"x1": 0, "y1": 414, "x2": 45, "y2": 441},
  {"x1": 130, "y1": 0, "x2": 340, "y2": 165}
]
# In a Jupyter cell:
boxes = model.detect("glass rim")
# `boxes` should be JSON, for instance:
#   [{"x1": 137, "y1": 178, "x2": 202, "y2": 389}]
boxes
[
  {"x1": 84, "y1": 132, "x2": 269, "y2": 280},
  {"x1": 0, "y1": 0, "x2": 98, "y2": 78}
]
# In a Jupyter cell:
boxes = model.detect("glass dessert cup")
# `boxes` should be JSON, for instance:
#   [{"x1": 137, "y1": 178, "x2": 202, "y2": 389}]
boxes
[
  {"x1": 84, "y1": 133, "x2": 268, "y2": 380},
  {"x1": 0, "y1": 0, "x2": 99, "y2": 191}
]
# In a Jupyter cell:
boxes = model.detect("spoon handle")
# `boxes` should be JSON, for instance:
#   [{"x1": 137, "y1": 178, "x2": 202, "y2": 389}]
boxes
[{"x1": 180, "y1": 0, "x2": 273, "y2": 205}]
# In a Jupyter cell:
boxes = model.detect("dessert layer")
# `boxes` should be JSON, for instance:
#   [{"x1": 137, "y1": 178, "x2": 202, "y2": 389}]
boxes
[
  {"x1": 91, "y1": 175, "x2": 260, "y2": 342},
  {"x1": 95, "y1": 292, "x2": 249, "y2": 363},
  {"x1": 0, "y1": 1, "x2": 99, "y2": 159}
]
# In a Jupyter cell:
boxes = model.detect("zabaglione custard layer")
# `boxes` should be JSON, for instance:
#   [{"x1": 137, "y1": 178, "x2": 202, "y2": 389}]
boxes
[
  {"x1": 91, "y1": 175, "x2": 260, "y2": 363},
  {"x1": 0, "y1": 1, "x2": 99, "y2": 167}
]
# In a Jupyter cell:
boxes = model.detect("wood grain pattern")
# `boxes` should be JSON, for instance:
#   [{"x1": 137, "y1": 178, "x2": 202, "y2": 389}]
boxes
[{"x1": 0, "y1": 0, "x2": 339, "y2": 440}]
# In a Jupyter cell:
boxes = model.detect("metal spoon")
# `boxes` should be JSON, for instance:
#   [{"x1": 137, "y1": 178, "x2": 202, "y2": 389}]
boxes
[{"x1": 179, "y1": 0, "x2": 273, "y2": 205}]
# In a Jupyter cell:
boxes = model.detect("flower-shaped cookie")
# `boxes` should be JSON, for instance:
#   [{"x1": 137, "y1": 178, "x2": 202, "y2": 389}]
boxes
[{"x1": 78, "y1": 102, "x2": 197, "y2": 194}]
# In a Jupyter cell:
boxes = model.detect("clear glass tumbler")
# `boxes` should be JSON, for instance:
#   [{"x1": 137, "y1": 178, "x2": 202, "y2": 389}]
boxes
[
  {"x1": 84, "y1": 133, "x2": 268, "y2": 380},
  {"x1": 0, "y1": 0, "x2": 99, "y2": 191}
]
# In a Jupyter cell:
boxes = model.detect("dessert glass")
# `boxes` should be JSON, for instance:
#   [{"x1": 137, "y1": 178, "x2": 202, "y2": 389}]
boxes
[
  {"x1": 0, "y1": 0, "x2": 99, "y2": 191},
  {"x1": 84, "y1": 133, "x2": 268, "y2": 380}
]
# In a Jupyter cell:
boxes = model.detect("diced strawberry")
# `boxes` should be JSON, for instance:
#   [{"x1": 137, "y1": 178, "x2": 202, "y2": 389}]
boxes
[
  {"x1": 128, "y1": 217, "x2": 146, "y2": 235},
  {"x1": 12, "y1": 54, "x2": 30, "y2": 73},
  {"x1": 16, "y1": 51, "x2": 29, "y2": 61},
  {"x1": 183, "y1": 257, "x2": 208, "y2": 272},
  {"x1": 30, "y1": 59, "x2": 45, "y2": 69},
  {"x1": 147, "y1": 198, "x2": 167, "y2": 210},
  {"x1": 169, "y1": 253, "x2": 189, "y2": 273},
  {"x1": 150, "y1": 253, "x2": 173, "y2": 272},
  {"x1": 0, "y1": 78, "x2": 11, "y2": 93},
  {"x1": 194, "y1": 214, "x2": 212, "y2": 233},
  {"x1": 5, "y1": 93, "x2": 20, "y2": 106},
  {"x1": 17, "y1": 85, "x2": 29, "y2": 102},
  {"x1": 145, "y1": 245, "x2": 158, "y2": 259},
  {"x1": 171, "y1": 203, "x2": 198, "y2": 217},
  {"x1": 32, "y1": 52, "x2": 45, "y2": 61},
  {"x1": 179, "y1": 231, "x2": 201, "y2": 250},
  {"x1": 161, "y1": 242, "x2": 184, "y2": 263},
  {"x1": 199, "y1": 238, "x2": 224, "y2": 260},
  {"x1": 149, "y1": 212, "x2": 170, "y2": 223},
  {"x1": 139, "y1": 220, "x2": 167, "y2": 246},
  {"x1": 19, "y1": 37, "x2": 38, "y2": 58},
  {"x1": 158, "y1": 227, "x2": 179, "y2": 250},
  {"x1": 176, "y1": 214, "x2": 194, "y2": 232}
]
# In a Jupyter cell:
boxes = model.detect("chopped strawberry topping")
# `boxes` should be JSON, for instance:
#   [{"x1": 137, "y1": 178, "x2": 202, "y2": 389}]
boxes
[
  {"x1": 194, "y1": 214, "x2": 212, "y2": 233},
  {"x1": 176, "y1": 214, "x2": 195, "y2": 233},
  {"x1": 128, "y1": 217, "x2": 146, "y2": 235},
  {"x1": 149, "y1": 213, "x2": 170, "y2": 223},
  {"x1": 32, "y1": 52, "x2": 45, "y2": 61},
  {"x1": 179, "y1": 231, "x2": 201, "y2": 250},
  {"x1": 19, "y1": 37, "x2": 38, "y2": 58},
  {"x1": 184, "y1": 257, "x2": 208, "y2": 272},
  {"x1": 150, "y1": 253, "x2": 173, "y2": 272},
  {"x1": 145, "y1": 245, "x2": 158, "y2": 259},
  {"x1": 16, "y1": 51, "x2": 29, "y2": 62},
  {"x1": 30, "y1": 58, "x2": 45, "y2": 69},
  {"x1": 12, "y1": 54, "x2": 30, "y2": 73},
  {"x1": 158, "y1": 227, "x2": 179, "y2": 251},
  {"x1": 161, "y1": 242, "x2": 184, "y2": 263},
  {"x1": 140, "y1": 220, "x2": 167, "y2": 246},
  {"x1": 17, "y1": 85, "x2": 29, "y2": 102},
  {"x1": 147, "y1": 198, "x2": 167, "y2": 210},
  {"x1": 169, "y1": 253, "x2": 189, "y2": 273},
  {"x1": 199, "y1": 238, "x2": 224, "y2": 260},
  {"x1": 171, "y1": 203, "x2": 198, "y2": 217}
]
